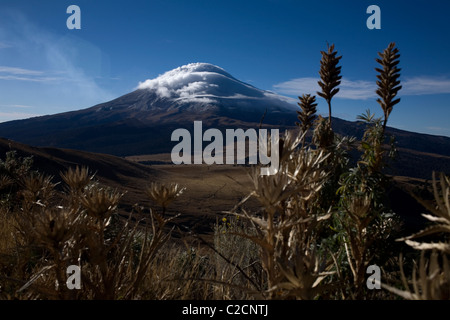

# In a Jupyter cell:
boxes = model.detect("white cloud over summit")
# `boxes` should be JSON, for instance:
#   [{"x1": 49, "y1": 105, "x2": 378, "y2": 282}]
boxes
[
  {"x1": 136, "y1": 63, "x2": 297, "y2": 111},
  {"x1": 137, "y1": 62, "x2": 296, "y2": 107},
  {"x1": 137, "y1": 63, "x2": 229, "y2": 102}
]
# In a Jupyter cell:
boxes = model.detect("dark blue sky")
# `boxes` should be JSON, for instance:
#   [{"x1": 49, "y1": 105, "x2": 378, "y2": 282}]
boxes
[{"x1": 0, "y1": 0, "x2": 449, "y2": 136}]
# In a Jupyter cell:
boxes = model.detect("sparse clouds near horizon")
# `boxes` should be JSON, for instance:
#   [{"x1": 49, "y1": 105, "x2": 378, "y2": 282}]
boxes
[
  {"x1": 273, "y1": 76, "x2": 450, "y2": 100},
  {"x1": 273, "y1": 78, "x2": 376, "y2": 100},
  {"x1": 402, "y1": 77, "x2": 450, "y2": 96}
]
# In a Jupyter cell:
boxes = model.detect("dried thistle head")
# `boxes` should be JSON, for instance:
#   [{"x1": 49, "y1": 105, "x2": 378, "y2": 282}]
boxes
[
  {"x1": 80, "y1": 186, "x2": 122, "y2": 222},
  {"x1": 296, "y1": 94, "x2": 317, "y2": 132},
  {"x1": 250, "y1": 134, "x2": 329, "y2": 212},
  {"x1": 375, "y1": 42, "x2": 402, "y2": 130},
  {"x1": 61, "y1": 166, "x2": 94, "y2": 193},
  {"x1": 20, "y1": 173, "x2": 55, "y2": 204},
  {"x1": 277, "y1": 129, "x2": 306, "y2": 163},
  {"x1": 33, "y1": 208, "x2": 78, "y2": 252},
  {"x1": 286, "y1": 148, "x2": 329, "y2": 200},
  {"x1": 146, "y1": 182, "x2": 185, "y2": 209},
  {"x1": 250, "y1": 167, "x2": 292, "y2": 212},
  {"x1": 317, "y1": 43, "x2": 342, "y2": 123}
]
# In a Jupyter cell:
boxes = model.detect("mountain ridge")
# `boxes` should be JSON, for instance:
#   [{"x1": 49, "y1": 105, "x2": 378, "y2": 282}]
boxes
[{"x1": 0, "y1": 62, "x2": 448, "y2": 179}]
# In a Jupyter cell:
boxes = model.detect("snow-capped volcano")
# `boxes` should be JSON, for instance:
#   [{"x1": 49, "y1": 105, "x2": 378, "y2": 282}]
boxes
[
  {"x1": 0, "y1": 61, "x2": 449, "y2": 180},
  {"x1": 0, "y1": 63, "x2": 298, "y2": 155},
  {"x1": 132, "y1": 62, "x2": 295, "y2": 112}
]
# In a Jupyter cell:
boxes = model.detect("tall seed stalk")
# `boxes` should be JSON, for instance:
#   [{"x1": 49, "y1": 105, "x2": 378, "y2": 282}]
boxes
[
  {"x1": 318, "y1": 43, "x2": 342, "y2": 126},
  {"x1": 296, "y1": 94, "x2": 318, "y2": 133},
  {"x1": 375, "y1": 42, "x2": 402, "y2": 132}
]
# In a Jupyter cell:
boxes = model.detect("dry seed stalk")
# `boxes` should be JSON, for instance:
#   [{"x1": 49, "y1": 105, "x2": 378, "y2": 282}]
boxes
[
  {"x1": 296, "y1": 94, "x2": 317, "y2": 133},
  {"x1": 375, "y1": 42, "x2": 402, "y2": 132},
  {"x1": 317, "y1": 43, "x2": 342, "y2": 126}
]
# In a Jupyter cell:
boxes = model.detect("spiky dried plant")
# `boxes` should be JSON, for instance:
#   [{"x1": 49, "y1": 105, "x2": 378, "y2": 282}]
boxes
[
  {"x1": 341, "y1": 192, "x2": 375, "y2": 296},
  {"x1": 296, "y1": 94, "x2": 317, "y2": 133},
  {"x1": 0, "y1": 164, "x2": 184, "y2": 300},
  {"x1": 146, "y1": 182, "x2": 185, "y2": 216},
  {"x1": 317, "y1": 43, "x2": 342, "y2": 125},
  {"x1": 382, "y1": 172, "x2": 450, "y2": 300},
  {"x1": 31, "y1": 208, "x2": 79, "y2": 253},
  {"x1": 19, "y1": 173, "x2": 56, "y2": 209},
  {"x1": 400, "y1": 172, "x2": 450, "y2": 253},
  {"x1": 383, "y1": 251, "x2": 450, "y2": 300},
  {"x1": 60, "y1": 166, "x2": 94, "y2": 194},
  {"x1": 375, "y1": 42, "x2": 402, "y2": 132},
  {"x1": 226, "y1": 130, "x2": 335, "y2": 299},
  {"x1": 80, "y1": 185, "x2": 122, "y2": 224}
]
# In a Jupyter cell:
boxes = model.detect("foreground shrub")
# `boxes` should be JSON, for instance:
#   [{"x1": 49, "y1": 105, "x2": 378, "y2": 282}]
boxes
[{"x1": 0, "y1": 162, "x2": 181, "y2": 299}]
